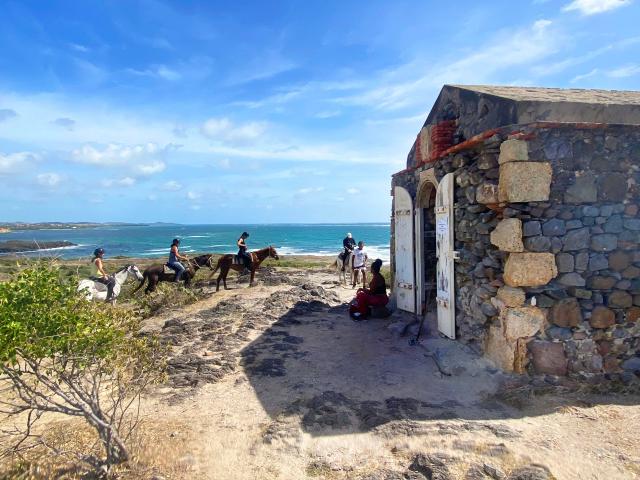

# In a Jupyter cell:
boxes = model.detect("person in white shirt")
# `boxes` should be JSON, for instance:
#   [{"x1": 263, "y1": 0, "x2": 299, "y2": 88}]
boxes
[{"x1": 351, "y1": 241, "x2": 368, "y2": 288}]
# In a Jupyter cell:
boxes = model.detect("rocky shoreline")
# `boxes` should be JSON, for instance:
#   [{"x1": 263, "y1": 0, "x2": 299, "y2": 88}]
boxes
[{"x1": 0, "y1": 240, "x2": 77, "y2": 254}]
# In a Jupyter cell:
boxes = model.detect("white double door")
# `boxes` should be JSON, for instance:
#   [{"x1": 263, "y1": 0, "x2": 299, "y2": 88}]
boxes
[{"x1": 393, "y1": 172, "x2": 455, "y2": 339}]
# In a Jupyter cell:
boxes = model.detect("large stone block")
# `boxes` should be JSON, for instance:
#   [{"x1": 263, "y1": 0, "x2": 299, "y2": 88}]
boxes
[
  {"x1": 504, "y1": 253, "x2": 558, "y2": 287},
  {"x1": 528, "y1": 341, "x2": 568, "y2": 376},
  {"x1": 498, "y1": 162, "x2": 552, "y2": 203},
  {"x1": 498, "y1": 139, "x2": 528, "y2": 164},
  {"x1": 485, "y1": 324, "x2": 515, "y2": 372},
  {"x1": 490, "y1": 218, "x2": 524, "y2": 252},
  {"x1": 501, "y1": 306, "x2": 546, "y2": 342}
]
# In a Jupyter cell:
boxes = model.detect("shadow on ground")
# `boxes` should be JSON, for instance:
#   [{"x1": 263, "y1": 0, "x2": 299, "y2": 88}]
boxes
[{"x1": 237, "y1": 283, "x2": 640, "y2": 438}]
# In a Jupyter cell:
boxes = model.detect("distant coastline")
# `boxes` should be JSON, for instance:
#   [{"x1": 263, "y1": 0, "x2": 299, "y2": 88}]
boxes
[
  {"x1": 0, "y1": 240, "x2": 77, "y2": 254},
  {"x1": 0, "y1": 222, "x2": 173, "y2": 232}
]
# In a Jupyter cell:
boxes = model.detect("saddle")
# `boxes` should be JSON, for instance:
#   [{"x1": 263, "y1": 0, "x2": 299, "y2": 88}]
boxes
[
  {"x1": 164, "y1": 264, "x2": 177, "y2": 275},
  {"x1": 232, "y1": 254, "x2": 252, "y2": 265}
]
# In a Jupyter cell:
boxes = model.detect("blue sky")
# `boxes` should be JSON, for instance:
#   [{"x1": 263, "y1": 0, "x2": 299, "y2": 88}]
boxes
[{"x1": 0, "y1": 0, "x2": 639, "y2": 224}]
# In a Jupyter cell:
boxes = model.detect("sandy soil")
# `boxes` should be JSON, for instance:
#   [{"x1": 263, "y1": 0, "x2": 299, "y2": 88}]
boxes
[{"x1": 131, "y1": 267, "x2": 640, "y2": 480}]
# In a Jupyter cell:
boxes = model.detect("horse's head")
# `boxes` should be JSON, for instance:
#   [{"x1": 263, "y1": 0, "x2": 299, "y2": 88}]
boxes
[
  {"x1": 269, "y1": 245, "x2": 279, "y2": 261},
  {"x1": 193, "y1": 254, "x2": 214, "y2": 270},
  {"x1": 127, "y1": 265, "x2": 144, "y2": 281}
]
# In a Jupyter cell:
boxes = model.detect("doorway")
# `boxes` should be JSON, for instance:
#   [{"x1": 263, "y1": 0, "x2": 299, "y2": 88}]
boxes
[{"x1": 415, "y1": 178, "x2": 437, "y2": 316}]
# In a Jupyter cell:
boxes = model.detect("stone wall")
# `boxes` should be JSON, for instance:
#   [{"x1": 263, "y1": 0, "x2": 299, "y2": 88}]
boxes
[{"x1": 391, "y1": 123, "x2": 640, "y2": 385}]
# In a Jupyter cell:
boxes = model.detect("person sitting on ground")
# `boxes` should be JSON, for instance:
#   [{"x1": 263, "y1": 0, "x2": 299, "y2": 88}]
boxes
[
  {"x1": 351, "y1": 240, "x2": 368, "y2": 288},
  {"x1": 341, "y1": 232, "x2": 356, "y2": 271},
  {"x1": 350, "y1": 259, "x2": 389, "y2": 320},
  {"x1": 237, "y1": 231, "x2": 252, "y2": 275},
  {"x1": 168, "y1": 238, "x2": 189, "y2": 282},
  {"x1": 90, "y1": 247, "x2": 116, "y2": 302}
]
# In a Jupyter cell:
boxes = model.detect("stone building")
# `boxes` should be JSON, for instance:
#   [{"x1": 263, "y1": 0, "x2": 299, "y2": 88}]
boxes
[{"x1": 390, "y1": 85, "x2": 640, "y2": 381}]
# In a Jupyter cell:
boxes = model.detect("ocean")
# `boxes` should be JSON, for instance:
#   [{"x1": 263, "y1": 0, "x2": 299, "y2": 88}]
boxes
[{"x1": 2, "y1": 224, "x2": 391, "y2": 262}]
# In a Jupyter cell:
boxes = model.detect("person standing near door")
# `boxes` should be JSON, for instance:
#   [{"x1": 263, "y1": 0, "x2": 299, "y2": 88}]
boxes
[{"x1": 351, "y1": 241, "x2": 368, "y2": 288}]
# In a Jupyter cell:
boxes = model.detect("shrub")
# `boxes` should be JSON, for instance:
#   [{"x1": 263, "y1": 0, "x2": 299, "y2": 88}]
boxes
[{"x1": 0, "y1": 263, "x2": 164, "y2": 472}]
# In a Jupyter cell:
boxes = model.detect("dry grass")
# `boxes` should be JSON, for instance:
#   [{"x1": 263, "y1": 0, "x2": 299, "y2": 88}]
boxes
[{"x1": 0, "y1": 416, "x2": 196, "y2": 480}]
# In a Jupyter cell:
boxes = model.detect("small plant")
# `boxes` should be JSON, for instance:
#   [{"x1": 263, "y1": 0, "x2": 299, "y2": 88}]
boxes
[{"x1": 0, "y1": 263, "x2": 164, "y2": 472}]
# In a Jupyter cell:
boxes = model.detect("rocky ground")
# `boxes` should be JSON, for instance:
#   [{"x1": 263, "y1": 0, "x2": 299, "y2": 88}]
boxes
[{"x1": 131, "y1": 266, "x2": 640, "y2": 480}]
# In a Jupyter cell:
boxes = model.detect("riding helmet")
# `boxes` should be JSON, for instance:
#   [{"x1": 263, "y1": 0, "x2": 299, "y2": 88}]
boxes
[{"x1": 93, "y1": 247, "x2": 105, "y2": 257}]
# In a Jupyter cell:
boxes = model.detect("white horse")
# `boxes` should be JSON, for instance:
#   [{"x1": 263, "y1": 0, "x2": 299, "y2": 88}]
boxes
[
  {"x1": 332, "y1": 252, "x2": 365, "y2": 286},
  {"x1": 77, "y1": 264, "x2": 143, "y2": 303}
]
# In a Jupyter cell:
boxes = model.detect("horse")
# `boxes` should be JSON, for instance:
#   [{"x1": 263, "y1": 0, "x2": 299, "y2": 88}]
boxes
[
  {"x1": 332, "y1": 251, "x2": 353, "y2": 285},
  {"x1": 209, "y1": 246, "x2": 279, "y2": 292},
  {"x1": 133, "y1": 254, "x2": 213, "y2": 295},
  {"x1": 77, "y1": 264, "x2": 144, "y2": 303}
]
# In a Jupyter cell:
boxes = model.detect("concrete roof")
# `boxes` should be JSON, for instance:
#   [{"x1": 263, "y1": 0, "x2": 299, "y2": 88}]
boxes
[{"x1": 448, "y1": 85, "x2": 640, "y2": 106}]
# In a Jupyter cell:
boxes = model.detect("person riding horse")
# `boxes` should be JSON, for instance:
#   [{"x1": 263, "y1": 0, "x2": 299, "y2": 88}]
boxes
[
  {"x1": 90, "y1": 247, "x2": 116, "y2": 302},
  {"x1": 168, "y1": 238, "x2": 189, "y2": 282},
  {"x1": 341, "y1": 232, "x2": 356, "y2": 271},
  {"x1": 237, "y1": 232, "x2": 252, "y2": 274}
]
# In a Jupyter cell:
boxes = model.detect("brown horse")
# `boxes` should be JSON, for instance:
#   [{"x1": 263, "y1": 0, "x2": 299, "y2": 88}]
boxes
[
  {"x1": 133, "y1": 254, "x2": 213, "y2": 294},
  {"x1": 209, "y1": 246, "x2": 279, "y2": 291}
]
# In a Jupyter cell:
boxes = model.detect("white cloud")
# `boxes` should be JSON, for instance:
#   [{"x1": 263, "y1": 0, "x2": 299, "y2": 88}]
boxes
[
  {"x1": 36, "y1": 172, "x2": 62, "y2": 187},
  {"x1": 226, "y1": 49, "x2": 297, "y2": 85},
  {"x1": 332, "y1": 20, "x2": 560, "y2": 111},
  {"x1": 0, "y1": 151, "x2": 39, "y2": 174},
  {"x1": 217, "y1": 158, "x2": 231, "y2": 169},
  {"x1": 190, "y1": 204, "x2": 202, "y2": 211},
  {"x1": 347, "y1": 188, "x2": 360, "y2": 195},
  {"x1": 608, "y1": 64, "x2": 640, "y2": 77},
  {"x1": 0, "y1": 108, "x2": 17, "y2": 122},
  {"x1": 296, "y1": 187, "x2": 324, "y2": 195},
  {"x1": 71, "y1": 143, "x2": 173, "y2": 177},
  {"x1": 52, "y1": 117, "x2": 76, "y2": 131},
  {"x1": 134, "y1": 160, "x2": 166, "y2": 176},
  {"x1": 162, "y1": 181, "x2": 182, "y2": 191},
  {"x1": 200, "y1": 118, "x2": 267, "y2": 144},
  {"x1": 570, "y1": 68, "x2": 600, "y2": 83},
  {"x1": 315, "y1": 110, "x2": 341, "y2": 119},
  {"x1": 563, "y1": 0, "x2": 631, "y2": 15},
  {"x1": 126, "y1": 64, "x2": 181, "y2": 81},
  {"x1": 102, "y1": 176, "x2": 136, "y2": 187},
  {"x1": 186, "y1": 191, "x2": 201, "y2": 200}
]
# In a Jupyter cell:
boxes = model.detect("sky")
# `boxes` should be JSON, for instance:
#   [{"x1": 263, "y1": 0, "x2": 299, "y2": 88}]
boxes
[{"x1": 0, "y1": 0, "x2": 639, "y2": 224}]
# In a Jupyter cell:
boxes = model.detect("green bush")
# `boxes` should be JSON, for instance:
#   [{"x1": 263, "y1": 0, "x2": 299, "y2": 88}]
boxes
[
  {"x1": 0, "y1": 264, "x2": 129, "y2": 364},
  {"x1": 0, "y1": 263, "x2": 164, "y2": 471}
]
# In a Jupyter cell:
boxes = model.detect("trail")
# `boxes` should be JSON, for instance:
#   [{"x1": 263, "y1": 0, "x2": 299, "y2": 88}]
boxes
[{"x1": 139, "y1": 267, "x2": 640, "y2": 480}]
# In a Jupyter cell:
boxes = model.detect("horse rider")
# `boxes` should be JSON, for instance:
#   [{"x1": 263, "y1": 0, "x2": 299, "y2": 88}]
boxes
[
  {"x1": 168, "y1": 238, "x2": 189, "y2": 282},
  {"x1": 341, "y1": 232, "x2": 356, "y2": 271},
  {"x1": 237, "y1": 231, "x2": 252, "y2": 274},
  {"x1": 91, "y1": 247, "x2": 116, "y2": 302}
]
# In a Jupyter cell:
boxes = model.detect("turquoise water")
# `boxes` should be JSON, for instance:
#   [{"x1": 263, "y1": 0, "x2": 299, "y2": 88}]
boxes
[{"x1": 2, "y1": 224, "x2": 391, "y2": 261}]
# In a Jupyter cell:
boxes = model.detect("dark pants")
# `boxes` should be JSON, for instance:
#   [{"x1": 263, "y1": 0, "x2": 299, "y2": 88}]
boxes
[
  {"x1": 92, "y1": 276, "x2": 116, "y2": 299},
  {"x1": 341, "y1": 249, "x2": 352, "y2": 269},
  {"x1": 239, "y1": 251, "x2": 251, "y2": 270}
]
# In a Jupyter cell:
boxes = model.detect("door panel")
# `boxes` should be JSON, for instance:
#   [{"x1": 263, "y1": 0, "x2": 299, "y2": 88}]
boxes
[
  {"x1": 435, "y1": 173, "x2": 456, "y2": 339},
  {"x1": 394, "y1": 186, "x2": 415, "y2": 313}
]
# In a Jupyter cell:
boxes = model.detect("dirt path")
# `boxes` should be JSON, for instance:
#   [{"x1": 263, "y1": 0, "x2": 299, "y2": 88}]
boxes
[{"x1": 139, "y1": 268, "x2": 640, "y2": 480}]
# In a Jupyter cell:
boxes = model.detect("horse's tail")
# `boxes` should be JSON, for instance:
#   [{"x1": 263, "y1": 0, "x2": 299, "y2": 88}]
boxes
[
  {"x1": 132, "y1": 271, "x2": 148, "y2": 293},
  {"x1": 208, "y1": 258, "x2": 221, "y2": 278}
]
